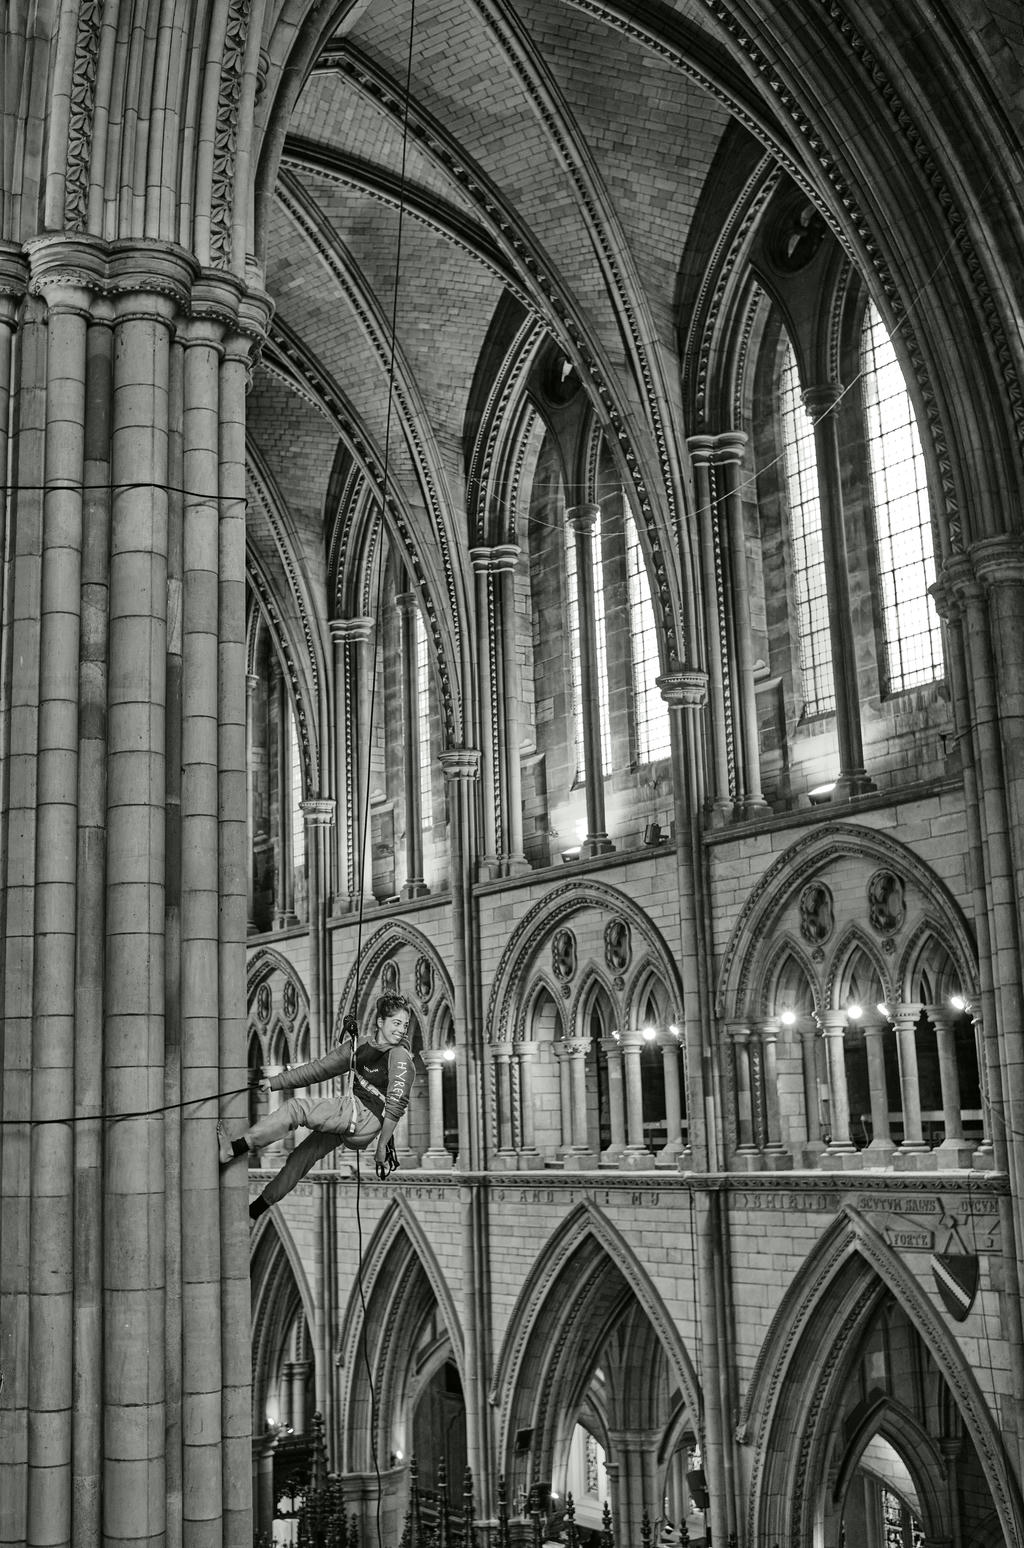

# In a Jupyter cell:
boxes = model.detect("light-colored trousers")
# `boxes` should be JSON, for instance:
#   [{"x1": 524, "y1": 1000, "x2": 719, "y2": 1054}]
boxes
[{"x1": 246, "y1": 1092, "x2": 379, "y2": 1206}]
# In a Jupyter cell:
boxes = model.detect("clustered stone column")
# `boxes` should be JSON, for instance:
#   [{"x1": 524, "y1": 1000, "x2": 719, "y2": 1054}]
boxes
[
  {"x1": 397, "y1": 592, "x2": 430, "y2": 899},
  {"x1": 329, "y1": 616, "x2": 376, "y2": 912},
  {"x1": 300, "y1": 797, "x2": 335, "y2": 1057},
  {"x1": 0, "y1": 235, "x2": 269, "y2": 1546},
  {"x1": 566, "y1": 504, "x2": 614, "y2": 858},
  {"x1": 554, "y1": 1036, "x2": 596, "y2": 1168},
  {"x1": 470, "y1": 546, "x2": 529, "y2": 878}
]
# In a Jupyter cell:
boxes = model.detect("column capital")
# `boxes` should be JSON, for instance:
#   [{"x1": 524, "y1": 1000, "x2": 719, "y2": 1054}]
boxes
[
  {"x1": 970, "y1": 534, "x2": 1024, "y2": 589},
  {"x1": 892, "y1": 1001, "x2": 924, "y2": 1030},
  {"x1": 329, "y1": 615, "x2": 375, "y2": 645},
  {"x1": 802, "y1": 381, "x2": 843, "y2": 417},
  {"x1": 563, "y1": 1036, "x2": 591, "y2": 1057},
  {"x1": 513, "y1": 1039, "x2": 538, "y2": 1057},
  {"x1": 395, "y1": 591, "x2": 418, "y2": 615},
  {"x1": 618, "y1": 1026, "x2": 646, "y2": 1050},
  {"x1": 439, "y1": 746, "x2": 481, "y2": 782},
  {"x1": 491, "y1": 1041, "x2": 514, "y2": 1059},
  {"x1": 712, "y1": 430, "x2": 748, "y2": 464},
  {"x1": 686, "y1": 433, "x2": 716, "y2": 464},
  {"x1": 727, "y1": 1021, "x2": 752, "y2": 1044},
  {"x1": 491, "y1": 543, "x2": 522, "y2": 573},
  {"x1": 469, "y1": 545, "x2": 495, "y2": 573},
  {"x1": 657, "y1": 669, "x2": 708, "y2": 710},
  {"x1": 300, "y1": 798, "x2": 336, "y2": 828},
  {"x1": 422, "y1": 1047, "x2": 453, "y2": 1070},
  {"x1": 566, "y1": 502, "x2": 601, "y2": 532}
]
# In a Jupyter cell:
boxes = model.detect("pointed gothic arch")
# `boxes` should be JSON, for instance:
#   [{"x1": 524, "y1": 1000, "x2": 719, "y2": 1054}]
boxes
[{"x1": 741, "y1": 1205, "x2": 1024, "y2": 1546}]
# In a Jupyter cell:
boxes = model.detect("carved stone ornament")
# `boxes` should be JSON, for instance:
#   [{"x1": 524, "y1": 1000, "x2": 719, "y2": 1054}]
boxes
[
  {"x1": 798, "y1": 881, "x2": 834, "y2": 945},
  {"x1": 255, "y1": 982, "x2": 271, "y2": 1025},
  {"x1": 552, "y1": 928, "x2": 577, "y2": 982},
  {"x1": 381, "y1": 961, "x2": 400, "y2": 996},
  {"x1": 867, "y1": 869, "x2": 906, "y2": 936},
  {"x1": 604, "y1": 917, "x2": 632, "y2": 974},
  {"x1": 282, "y1": 979, "x2": 298, "y2": 1023},
  {"x1": 415, "y1": 955, "x2": 434, "y2": 1004}
]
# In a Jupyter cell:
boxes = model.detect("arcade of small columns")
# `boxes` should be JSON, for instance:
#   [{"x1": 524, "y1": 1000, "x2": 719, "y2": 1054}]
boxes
[{"x1": 727, "y1": 1005, "x2": 988, "y2": 1173}]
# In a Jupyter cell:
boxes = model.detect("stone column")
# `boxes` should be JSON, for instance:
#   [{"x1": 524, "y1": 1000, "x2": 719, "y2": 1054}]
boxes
[
  {"x1": 927, "y1": 1007, "x2": 975, "y2": 1168},
  {"x1": 715, "y1": 431, "x2": 768, "y2": 816},
  {"x1": 688, "y1": 435, "x2": 733, "y2": 821},
  {"x1": 728, "y1": 1024, "x2": 760, "y2": 1170},
  {"x1": 969, "y1": 1009, "x2": 994, "y2": 1169},
  {"x1": 619, "y1": 1028, "x2": 655, "y2": 1170},
  {"x1": 252, "y1": 1432, "x2": 278, "y2": 1542},
  {"x1": 656, "y1": 1036, "x2": 686, "y2": 1166},
  {"x1": 329, "y1": 617, "x2": 376, "y2": 911},
  {"x1": 289, "y1": 1359, "x2": 312, "y2": 1435},
  {"x1": 659, "y1": 671, "x2": 715, "y2": 1169},
  {"x1": 562, "y1": 1036, "x2": 596, "y2": 1169},
  {"x1": 492, "y1": 1042, "x2": 518, "y2": 1169},
  {"x1": 271, "y1": 659, "x2": 298, "y2": 926},
  {"x1": 554, "y1": 1041, "x2": 575, "y2": 1157},
  {"x1": 301, "y1": 798, "x2": 335, "y2": 1058},
  {"x1": 600, "y1": 1035, "x2": 627, "y2": 1166},
  {"x1": 566, "y1": 504, "x2": 614, "y2": 857},
  {"x1": 820, "y1": 1011, "x2": 860, "y2": 1166},
  {"x1": 515, "y1": 1041, "x2": 542, "y2": 1166},
  {"x1": 398, "y1": 592, "x2": 429, "y2": 898},
  {"x1": 469, "y1": 548, "x2": 500, "y2": 875},
  {"x1": 421, "y1": 1049, "x2": 454, "y2": 1169},
  {"x1": 797, "y1": 1019, "x2": 827, "y2": 1164},
  {"x1": 861, "y1": 1012, "x2": 896, "y2": 1163},
  {"x1": 0, "y1": 239, "x2": 269, "y2": 1547},
  {"x1": 803, "y1": 383, "x2": 875, "y2": 799},
  {"x1": 493, "y1": 543, "x2": 528, "y2": 872},
  {"x1": 892, "y1": 1003, "x2": 930, "y2": 1163},
  {"x1": 246, "y1": 673, "x2": 260, "y2": 931},
  {"x1": 605, "y1": 1429, "x2": 661, "y2": 1548},
  {"x1": 756, "y1": 1020, "x2": 791, "y2": 1169}
]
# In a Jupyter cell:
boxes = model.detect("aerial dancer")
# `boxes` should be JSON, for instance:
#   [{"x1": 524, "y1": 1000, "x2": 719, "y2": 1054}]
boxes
[{"x1": 219, "y1": 992, "x2": 415, "y2": 1219}]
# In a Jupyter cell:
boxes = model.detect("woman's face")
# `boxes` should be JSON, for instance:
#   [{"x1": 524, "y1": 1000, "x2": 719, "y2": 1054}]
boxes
[{"x1": 375, "y1": 1008, "x2": 410, "y2": 1046}]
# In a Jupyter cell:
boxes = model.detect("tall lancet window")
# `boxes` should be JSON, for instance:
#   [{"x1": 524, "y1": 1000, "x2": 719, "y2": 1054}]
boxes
[
  {"x1": 624, "y1": 506, "x2": 671, "y2": 762},
  {"x1": 860, "y1": 300, "x2": 943, "y2": 692},
  {"x1": 779, "y1": 339, "x2": 835, "y2": 717}
]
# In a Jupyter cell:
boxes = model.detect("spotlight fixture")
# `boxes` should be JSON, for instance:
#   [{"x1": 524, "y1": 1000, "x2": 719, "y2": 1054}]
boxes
[
  {"x1": 641, "y1": 1025, "x2": 657, "y2": 1041},
  {"x1": 847, "y1": 1003, "x2": 862, "y2": 1020},
  {"x1": 779, "y1": 1010, "x2": 797, "y2": 1026},
  {"x1": 876, "y1": 1002, "x2": 890, "y2": 1018},
  {"x1": 949, "y1": 994, "x2": 969, "y2": 1013}
]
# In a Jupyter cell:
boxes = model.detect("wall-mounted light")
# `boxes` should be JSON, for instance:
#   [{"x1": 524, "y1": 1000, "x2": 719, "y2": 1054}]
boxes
[
  {"x1": 641, "y1": 1025, "x2": 657, "y2": 1041},
  {"x1": 669, "y1": 1023, "x2": 681, "y2": 1038},
  {"x1": 443, "y1": 1046, "x2": 456, "y2": 1062},
  {"x1": 808, "y1": 782, "x2": 836, "y2": 805},
  {"x1": 779, "y1": 1010, "x2": 797, "y2": 1026},
  {"x1": 876, "y1": 1002, "x2": 890, "y2": 1018},
  {"x1": 847, "y1": 1003, "x2": 862, "y2": 1021},
  {"x1": 949, "y1": 994, "x2": 969, "y2": 1013}
]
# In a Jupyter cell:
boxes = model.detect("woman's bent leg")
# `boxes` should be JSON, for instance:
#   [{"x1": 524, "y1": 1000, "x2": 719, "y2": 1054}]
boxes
[
  {"x1": 258, "y1": 1129, "x2": 342, "y2": 1207},
  {"x1": 242, "y1": 1096, "x2": 311, "y2": 1152}
]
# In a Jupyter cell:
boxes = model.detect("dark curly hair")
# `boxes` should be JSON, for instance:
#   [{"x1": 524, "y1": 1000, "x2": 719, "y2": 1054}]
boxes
[{"x1": 376, "y1": 992, "x2": 412, "y2": 1024}]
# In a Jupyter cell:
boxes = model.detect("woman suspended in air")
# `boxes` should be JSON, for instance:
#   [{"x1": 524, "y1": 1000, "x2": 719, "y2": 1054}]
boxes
[{"x1": 218, "y1": 992, "x2": 415, "y2": 1219}]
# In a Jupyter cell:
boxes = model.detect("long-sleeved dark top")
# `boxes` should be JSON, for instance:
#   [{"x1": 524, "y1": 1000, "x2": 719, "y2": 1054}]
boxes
[{"x1": 269, "y1": 1038, "x2": 415, "y2": 1123}]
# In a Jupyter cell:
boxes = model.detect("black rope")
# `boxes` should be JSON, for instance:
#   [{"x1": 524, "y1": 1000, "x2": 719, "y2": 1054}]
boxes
[{"x1": 0, "y1": 1084, "x2": 252, "y2": 1126}]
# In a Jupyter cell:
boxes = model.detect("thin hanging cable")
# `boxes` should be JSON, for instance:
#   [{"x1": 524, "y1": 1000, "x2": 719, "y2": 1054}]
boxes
[{"x1": 347, "y1": 6, "x2": 418, "y2": 1548}]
